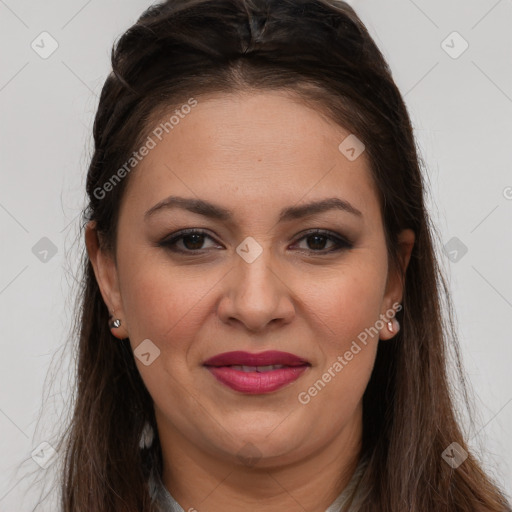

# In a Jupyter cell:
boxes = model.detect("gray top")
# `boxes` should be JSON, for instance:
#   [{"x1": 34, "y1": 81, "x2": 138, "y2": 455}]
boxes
[{"x1": 149, "y1": 459, "x2": 365, "y2": 512}]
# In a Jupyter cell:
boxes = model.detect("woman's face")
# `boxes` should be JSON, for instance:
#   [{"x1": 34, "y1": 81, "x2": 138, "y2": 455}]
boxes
[{"x1": 88, "y1": 90, "x2": 413, "y2": 469}]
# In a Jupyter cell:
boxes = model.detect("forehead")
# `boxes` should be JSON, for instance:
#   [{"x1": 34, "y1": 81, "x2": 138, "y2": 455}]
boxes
[{"x1": 120, "y1": 90, "x2": 380, "y2": 222}]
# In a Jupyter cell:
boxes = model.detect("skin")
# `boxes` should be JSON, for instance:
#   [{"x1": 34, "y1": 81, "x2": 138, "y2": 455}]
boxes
[{"x1": 86, "y1": 90, "x2": 414, "y2": 512}]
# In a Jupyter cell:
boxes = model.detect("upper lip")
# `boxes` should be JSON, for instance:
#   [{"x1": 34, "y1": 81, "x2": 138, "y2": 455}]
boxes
[{"x1": 203, "y1": 350, "x2": 310, "y2": 367}]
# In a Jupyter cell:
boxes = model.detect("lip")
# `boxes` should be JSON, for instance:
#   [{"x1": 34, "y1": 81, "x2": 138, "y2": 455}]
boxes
[
  {"x1": 203, "y1": 351, "x2": 310, "y2": 394},
  {"x1": 203, "y1": 350, "x2": 309, "y2": 367}
]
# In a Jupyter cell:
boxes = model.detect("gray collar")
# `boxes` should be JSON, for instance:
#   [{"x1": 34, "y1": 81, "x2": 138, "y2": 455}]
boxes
[{"x1": 149, "y1": 459, "x2": 365, "y2": 512}]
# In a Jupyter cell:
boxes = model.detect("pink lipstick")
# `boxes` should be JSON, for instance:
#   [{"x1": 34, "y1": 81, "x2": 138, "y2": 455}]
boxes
[{"x1": 203, "y1": 350, "x2": 310, "y2": 394}]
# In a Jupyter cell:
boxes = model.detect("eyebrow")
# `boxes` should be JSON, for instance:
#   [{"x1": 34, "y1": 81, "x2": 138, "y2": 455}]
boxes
[{"x1": 144, "y1": 195, "x2": 362, "y2": 222}]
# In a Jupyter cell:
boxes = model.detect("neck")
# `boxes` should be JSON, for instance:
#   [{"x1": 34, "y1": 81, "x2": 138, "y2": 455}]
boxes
[{"x1": 156, "y1": 406, "x2": 362, "y2": 512}]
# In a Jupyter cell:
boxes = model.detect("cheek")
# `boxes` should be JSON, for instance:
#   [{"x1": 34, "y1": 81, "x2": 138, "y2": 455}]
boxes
[
  {"x1": 117, "y1": 245, "x2": 238, "y2": 394},
  {"x1": 120, "y1": 259, "x2": 212, "y2": 348},
  {"x1": 301, "y1": 263, "x2": 387, "y2": 349},
  {"x1": 118, "y1": 261, "x2": 214, "y2": 403},
  {"x1": 295, "y1": 262, "x2": 386, "y2": 413}
]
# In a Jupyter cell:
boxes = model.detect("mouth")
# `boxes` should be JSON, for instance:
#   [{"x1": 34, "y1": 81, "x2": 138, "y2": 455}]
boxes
[{"x1": 203, "y1": 351, "x2": 311, "y2": 394}]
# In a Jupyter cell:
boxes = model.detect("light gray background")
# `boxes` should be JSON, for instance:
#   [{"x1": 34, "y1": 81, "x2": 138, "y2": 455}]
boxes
[{"x1": 1, "y1": 0, "x2": 511, "y2": 509}]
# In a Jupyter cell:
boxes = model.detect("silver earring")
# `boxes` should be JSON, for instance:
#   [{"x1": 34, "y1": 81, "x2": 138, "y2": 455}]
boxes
[
  {"x1": 387, "y1": 321, "x2": 394, "y2": 333},
  {"x1": 109, "y1": 308, "x2": 122, "y2": 329},
  {"x1": 109, "y1": 317, "x2": 121, "y2": 329},
  {"x1": 139, "y1": 421, "x2": 154, "y2": 449}
]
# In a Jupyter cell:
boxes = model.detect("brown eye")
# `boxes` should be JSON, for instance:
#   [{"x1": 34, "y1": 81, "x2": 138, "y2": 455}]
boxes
[
  {"x1": 180, "y1": 233, "x2": 207, "y2": 250},
  {"x1": 292, "y1": 230, "x2": 353, "y2": 254},
  {"x1": 159, "y1": 229, "x2": 220, "y2": 253},
  {"x1": 159, "y1": 228, "x2": 353, "y2": 255}
]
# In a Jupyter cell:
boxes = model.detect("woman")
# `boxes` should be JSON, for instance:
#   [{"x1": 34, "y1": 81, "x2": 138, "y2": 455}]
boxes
[{"x1": 60, "y1": 0, "x2": 511, "y2": 510}]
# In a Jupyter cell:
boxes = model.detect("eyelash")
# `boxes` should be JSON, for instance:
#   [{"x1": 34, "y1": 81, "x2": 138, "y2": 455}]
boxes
[{"x1": 158, "y1": 228, "x2": 353, "y2": 255}]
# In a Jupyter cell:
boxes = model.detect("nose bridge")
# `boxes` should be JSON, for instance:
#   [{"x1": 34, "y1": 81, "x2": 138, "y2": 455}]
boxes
[
  {"x1": 218, "y1": 238, "x2": 294, "y2": 331},
  {"x1": 234, "y1": 238, "x2": 280, "y2": 305}
]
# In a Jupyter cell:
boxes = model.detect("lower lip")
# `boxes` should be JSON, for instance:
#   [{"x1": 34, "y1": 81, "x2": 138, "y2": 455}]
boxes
[{"x1": 205, "y1": 366, "x2": 309, "y2": 394}]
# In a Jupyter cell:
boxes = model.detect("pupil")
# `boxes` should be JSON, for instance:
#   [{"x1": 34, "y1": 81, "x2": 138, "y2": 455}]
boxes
[
  {"x1": 308, "y1": 235, "x2": 326, "y2": 250},
  {"x1": 184, "y1": 234, "x2": 204, "y2": 250}
]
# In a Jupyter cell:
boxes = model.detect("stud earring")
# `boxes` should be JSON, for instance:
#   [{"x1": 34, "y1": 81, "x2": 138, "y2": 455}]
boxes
[
  {"x1": 387, "y1": 317, "x2": 400, "y2": 334},
  {"x1": 109, "y1": 317, "x2": 121, "y2": 329},
  {"x1": 139, "y1": 421, "x2": 154, "y2": 450},
  {"x1": 108, "y1": 309, "x2": 122, "y2": 329}
]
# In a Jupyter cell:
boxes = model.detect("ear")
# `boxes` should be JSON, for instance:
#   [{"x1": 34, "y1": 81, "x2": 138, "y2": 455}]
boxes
[
  {"x1": 379, "y1": 228, "x2": 415, "y2": 340},
  {"x1": 85, "y1": 221, "x2": 129, "y2": 339}
]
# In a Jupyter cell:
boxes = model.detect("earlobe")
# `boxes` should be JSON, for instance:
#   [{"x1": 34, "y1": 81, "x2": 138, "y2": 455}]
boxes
[
  {"x1": 85, "y1": 221, "x2": 128, "y2": 339},
  {"x1": 108, "y1": 311, "x2": 127, "y2": 340}
]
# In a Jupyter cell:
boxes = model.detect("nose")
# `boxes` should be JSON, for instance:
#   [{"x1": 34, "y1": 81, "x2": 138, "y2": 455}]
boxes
[{"x1": 216, "y1": 248, "x2": 296, "y2": 333}]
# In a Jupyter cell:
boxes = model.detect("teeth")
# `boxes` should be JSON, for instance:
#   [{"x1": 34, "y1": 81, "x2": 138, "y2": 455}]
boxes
[
  {"x1": 255, "y1": 365, "x2": 283, "y2": 372},
  {"x1": 230, "y1": 365, "x2": 286, "y2": 372}
]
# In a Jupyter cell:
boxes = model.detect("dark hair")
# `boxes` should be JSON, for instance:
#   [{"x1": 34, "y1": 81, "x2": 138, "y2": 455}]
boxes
[{"x1": 54, "y1": 0, "x2": 512, "y2": 510}]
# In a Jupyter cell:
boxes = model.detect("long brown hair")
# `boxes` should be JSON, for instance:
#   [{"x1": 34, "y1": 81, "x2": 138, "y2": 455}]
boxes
[{"x1": 52, "y1": 0, "x2": 512, "y2": 510}]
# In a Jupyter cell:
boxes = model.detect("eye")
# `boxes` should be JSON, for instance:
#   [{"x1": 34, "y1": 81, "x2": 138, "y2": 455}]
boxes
[
  {"x1": 159, "y1": 228, "x2": 353, "y2": 255},
  {"x1": 158, "y1": 229, "x2": 219, "y2": 253},
  {"x1": 292, "y1": 229, "x2": 353, "y2": 253}
]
